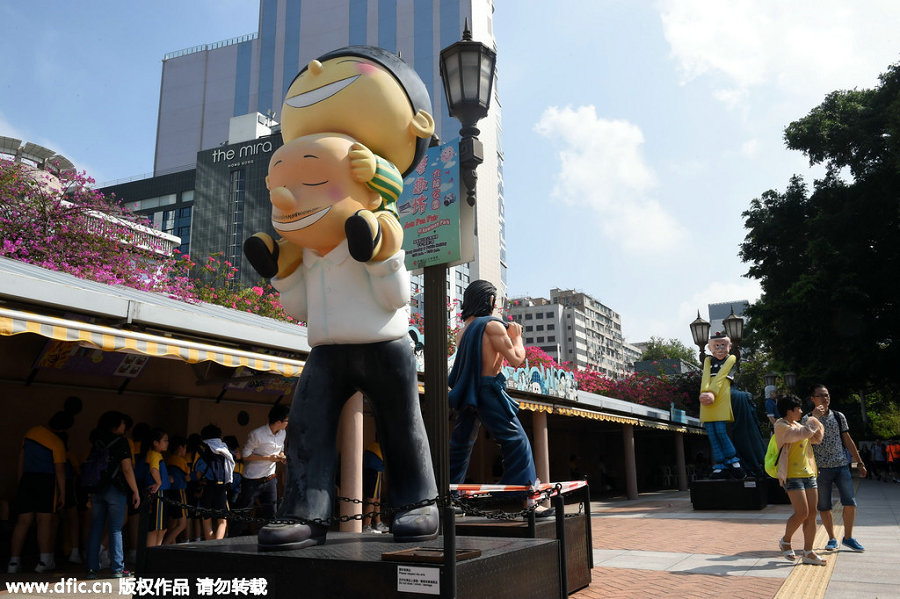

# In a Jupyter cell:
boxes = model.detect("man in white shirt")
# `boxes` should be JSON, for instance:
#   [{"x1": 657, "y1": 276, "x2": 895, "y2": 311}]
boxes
[{"x1": 235, "y1": 405, "x2": 289, "y2": 527}]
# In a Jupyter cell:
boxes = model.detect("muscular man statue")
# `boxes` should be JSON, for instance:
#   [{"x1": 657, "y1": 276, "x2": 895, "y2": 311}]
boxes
[{"x1": 448, "y1": 280, "x2": 537, "y2": 494}]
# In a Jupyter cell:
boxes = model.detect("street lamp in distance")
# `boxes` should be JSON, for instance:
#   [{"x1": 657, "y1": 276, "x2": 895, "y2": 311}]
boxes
[
  {"x1": 784, "y1": 371, "x2": 797, "y2": 390},
  {"x1": 722, "y1": 307, "x2": 744, "y2": 369},
  {"x1": 689, "y1": 311, "x2": 711, "y2": 362}
]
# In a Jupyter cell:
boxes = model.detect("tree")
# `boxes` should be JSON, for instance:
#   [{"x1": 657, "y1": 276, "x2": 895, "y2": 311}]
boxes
[
  {"x1": 740, "y1": 61, "x2": 900, "y2": 399},
  {"x1": 640, "y1": 336, "x2": 699, "y2": 366}
]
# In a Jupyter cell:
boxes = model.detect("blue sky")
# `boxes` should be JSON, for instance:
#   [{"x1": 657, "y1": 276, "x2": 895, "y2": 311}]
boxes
[{"x1": 2, "y1": 1, "x2": 899, "y2": 354}]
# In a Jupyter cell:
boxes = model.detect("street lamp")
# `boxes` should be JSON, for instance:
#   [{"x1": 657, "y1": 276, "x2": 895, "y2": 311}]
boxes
[
  {"x1": 423, "y1": 22, "x2": 496, "y2": 519},
  {"x1": 439, "y1": 20, "x2": 497, "y2": 207},
  {"x1": 763, "y1": 372, "x2": 777, "y2": 389},
  {"x1": 784, "y1": 371, "x2": 797, "y2": 390},
  {"x1": 722, "y1": 307, "x2": 744, "y2": 369},
  {"x1": 689, "y1": 311, "x2": 711, "y2": 362}
]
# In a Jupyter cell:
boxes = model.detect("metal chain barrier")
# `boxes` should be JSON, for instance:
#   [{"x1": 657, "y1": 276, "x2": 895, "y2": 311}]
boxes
[{"x1": 157, "y1": 482, "x2": 571, "y2": 528}]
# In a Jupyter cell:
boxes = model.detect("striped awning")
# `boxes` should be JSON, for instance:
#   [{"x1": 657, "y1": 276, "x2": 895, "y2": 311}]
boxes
[
  {"x1": 0, "y1": 307, "x2": 304, "y2": 377},
  {"x1": 519, "y1": 399, "x2": 702, "y2": 433}
]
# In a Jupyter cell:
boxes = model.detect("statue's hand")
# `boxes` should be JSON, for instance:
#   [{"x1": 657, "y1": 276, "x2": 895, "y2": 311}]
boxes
[
  {"x1": 699, "y1": 392, "x2": 715, "y2": 406},
  {"x1": 349, "y1": 142, "x2": 376, "y2": 183}
]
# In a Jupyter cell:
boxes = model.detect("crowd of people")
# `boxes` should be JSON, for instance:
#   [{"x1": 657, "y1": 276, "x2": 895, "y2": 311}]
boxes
[
  {"x1": 5, "y1": 404, "x2": 291, "y2": 578},
  {"x1": 773, "y1": 384, "x2": 870, "y2": 566}
]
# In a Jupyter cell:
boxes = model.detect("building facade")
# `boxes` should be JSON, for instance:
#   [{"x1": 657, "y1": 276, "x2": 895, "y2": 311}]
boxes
[
  {"x1": 149, "y1": 0, "x2": 507, "y2": 305},
  {"x1": 102, "y1": 118, "x2": 283, "y2": 284},
  {"x1": 507, "y1": 288, "x2": 636, "y2": 377},
  {"x1": 707, "y1": 300, "x2": 749, "y2": 337}
]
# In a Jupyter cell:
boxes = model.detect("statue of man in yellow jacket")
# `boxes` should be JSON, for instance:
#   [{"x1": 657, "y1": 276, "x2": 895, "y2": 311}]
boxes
[{"x1": 699, "y1": 331, "x2": 745, "y2": 479}]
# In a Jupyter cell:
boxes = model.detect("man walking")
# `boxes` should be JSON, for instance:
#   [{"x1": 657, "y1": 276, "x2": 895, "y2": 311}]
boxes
[
  {"x1": 234, "y1": 405, "x2": 289, "y2": 530},
  {"x1": 804, "y1": 384, "x2": 867, "y2": 552}
]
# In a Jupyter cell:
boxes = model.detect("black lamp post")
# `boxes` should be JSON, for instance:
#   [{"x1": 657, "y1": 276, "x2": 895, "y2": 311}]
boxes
[
  {"x1": 689, "y1": 311, "x2": 711, "y2": 362},
  {"x1": 763, "y1": 372, "x2": 777, "y2": 389},
  {"x1": 439, "y1": 20, "x2": 497, "y2": 207},
  {"x1": 423, "y1": 21, "x2": 496, "y2": 513},
  {"x1": 722, "y1": 307, "x2": 744, "y2": 369}
]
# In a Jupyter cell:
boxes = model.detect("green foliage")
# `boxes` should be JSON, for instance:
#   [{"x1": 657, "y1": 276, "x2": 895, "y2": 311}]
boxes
[
  {"x1": 859, "y1": 391, "x2": 900, "y2": 439},
  {"x1": 740, "y1": 61, "x2": 900, "y2": 400},
  {"x1": 640, "y1": 336, "x2": 699, "y2": 366}
]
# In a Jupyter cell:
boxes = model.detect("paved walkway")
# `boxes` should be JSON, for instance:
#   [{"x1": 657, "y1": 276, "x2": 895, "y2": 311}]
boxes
[
  {"x1": 572, "y1": 477, "x2": 900, "y2": 599},
  {"x1": 3, "y1": 477, "x2": 897, "y2": 598}
]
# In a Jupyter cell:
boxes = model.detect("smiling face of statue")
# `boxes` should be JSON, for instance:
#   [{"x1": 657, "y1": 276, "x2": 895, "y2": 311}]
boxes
[
  {"x1": 707, "y1": 337, "x2": 732, "y2": 361},
  {"x1": 265, "y1": 133, "x2": 381, "y2": 255},
  {"x1": 281, "y1": 56, "x2": 432, "y2": 173}
]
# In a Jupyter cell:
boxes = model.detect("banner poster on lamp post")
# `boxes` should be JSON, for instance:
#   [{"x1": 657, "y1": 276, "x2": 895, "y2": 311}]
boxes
[{"x1": 398, "y1": 137, "x2": 468, "y2": 271}]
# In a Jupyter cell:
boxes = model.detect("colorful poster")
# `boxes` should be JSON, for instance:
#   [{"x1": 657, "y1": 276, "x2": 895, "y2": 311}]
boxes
[
  {"x1": 34, "y1": 340, "x2": 148, "y2": 377},
  {"x1": 398, "y1": 138, "x2": 462, "y2": 270}
]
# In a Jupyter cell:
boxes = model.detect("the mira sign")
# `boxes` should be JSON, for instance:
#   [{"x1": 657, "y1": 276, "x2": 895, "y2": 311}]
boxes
[{"x1": 211, "y1": 140, "x2": 274, "y2": 164}]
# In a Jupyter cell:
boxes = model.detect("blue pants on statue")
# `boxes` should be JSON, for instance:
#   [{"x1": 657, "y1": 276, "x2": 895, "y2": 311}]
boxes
[
  {"x1": 449, "y1": 374, "x2": 537, "y2": 486},
  {"x1": 705, "y1": 420, "x2": 739, "y2": 471}
]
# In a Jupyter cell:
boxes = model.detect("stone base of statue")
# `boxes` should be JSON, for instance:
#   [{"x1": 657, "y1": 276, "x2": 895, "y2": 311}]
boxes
[
  {"x1": 764, "y1": 476, "x2": 791, "y2": 504},
  {"x1": 454, "y1": 512, "x2": 591, "y2": 595},
  {"x1": 142, "y1": 532, "x2": 562, "y2": 598},
  {"x1": 690, "y1": 476, "x2": 767, "y2": 510}
]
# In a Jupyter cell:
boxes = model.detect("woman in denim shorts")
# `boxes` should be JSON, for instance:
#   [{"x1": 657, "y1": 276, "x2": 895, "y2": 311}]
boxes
[{"x1": 773, "y1": 394, "x2": 826, "y2": 565}]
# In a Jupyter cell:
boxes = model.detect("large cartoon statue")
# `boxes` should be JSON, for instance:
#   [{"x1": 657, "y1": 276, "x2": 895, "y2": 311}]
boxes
[
  {"x1": 698, "y1": 332, "x2": 746, "y2": 479},
  {"x1": 253, "y1": 47, "x2": 438, "y2": 551},
  {"x1": 244, "y1": 45, "x2": 435, "y2": 276},
  {"x1": 448, "y1": 281, "x2": 538, "y2": 502}
]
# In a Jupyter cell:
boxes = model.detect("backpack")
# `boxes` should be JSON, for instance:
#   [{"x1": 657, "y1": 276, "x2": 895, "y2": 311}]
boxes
[
  {"x1": 80, "y1": 436, "x2": 122, "y2": 491},
  {"x1": 196, "y1": 444, "x2": 228, "y2": 484},
  {"x1": 764, "y1": 434, "x2": 784, "y2": 478}
]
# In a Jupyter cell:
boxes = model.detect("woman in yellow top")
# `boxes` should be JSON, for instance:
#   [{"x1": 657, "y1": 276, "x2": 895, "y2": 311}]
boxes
[{"x1": 774, "y1": 394, "x2": 826, "y2": 565}]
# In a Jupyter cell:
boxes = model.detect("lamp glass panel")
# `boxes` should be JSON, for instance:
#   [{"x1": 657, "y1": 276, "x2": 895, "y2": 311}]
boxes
[
  {"x1": 443, "y1": 52, "x2": 462, "y2": 107},
  {"x1": 479, "y1": 55, "x2": 494, "y2": 105},
  {"x1": 461, "y1": 50, "x2": 480, "y2": 102}
]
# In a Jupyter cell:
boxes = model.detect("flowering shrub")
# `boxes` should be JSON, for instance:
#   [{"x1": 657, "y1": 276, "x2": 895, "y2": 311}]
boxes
[
  {"x1": 499, "y1": 341, "x2": 698, "y2": 414},
  {"x1": 0, "y1": 160, "x2": 174, "y2": 290},
  {"x1": 409, "y1": 298, "x2": 461, "y2": 356},
  {"x1": 0, "y1": 160, "x2": 295, "y2": 323},
  {"x1": 172, "y1": 251, "x2": 295, "y2": 322}
]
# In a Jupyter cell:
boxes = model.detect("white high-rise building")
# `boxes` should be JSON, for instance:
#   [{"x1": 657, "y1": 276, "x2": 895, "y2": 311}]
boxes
[
  {"x1": 153, "y1": 0, "x2": 507, "y2": 305},
  {"x1": 507, "y1": 288, "x2": 635, "y2": 377}
]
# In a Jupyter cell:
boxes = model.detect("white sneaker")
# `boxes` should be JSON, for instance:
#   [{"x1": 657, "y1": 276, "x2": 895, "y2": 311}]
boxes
[
  {"x1": 374, "y1": 522, "x2": 389, "y2": 533},
  {"x1": 362, "y1": 525, "x2": 376, "y2": 533},
  {"x1": 7, "y1": 561, "x2": 21, "y2": 574},
  {"x1": 34, "y1": 560, "x2": 56, "y2": 573},
  {"x1": 99, "y1": 548, "x2": 110, "y2": 569}
]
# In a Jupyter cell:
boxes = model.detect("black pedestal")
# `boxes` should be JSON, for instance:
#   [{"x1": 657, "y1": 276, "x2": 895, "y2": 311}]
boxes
[
  {"x1": 690, "y1": 477, "x2": 767, "y2": 510},
  {"x1": 455, "y1": 514, "x2": 591, "y2": 595},
  {"x1": 765, "y1": 476, "x2": 791, "y2": 504},
  {"x1": 142, "y1": 533, "x2": 561, "y2": 598}
]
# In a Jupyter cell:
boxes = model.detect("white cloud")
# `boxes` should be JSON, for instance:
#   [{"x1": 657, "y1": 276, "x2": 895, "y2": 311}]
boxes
[
  {"x1": 534, "y1": 105, "x2": 687, "y2": 254},
  {"x1": 658, "y1": 0, "x2": 900, "y2": 107},
  {"x1": 740, "y1": 138, "x2": 760, "y2": 158}
]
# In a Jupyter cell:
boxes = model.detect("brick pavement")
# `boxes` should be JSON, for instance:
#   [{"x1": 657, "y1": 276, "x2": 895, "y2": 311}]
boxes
[{"x1": 571, "y1": 493, "x2": 835, "y2": 599}]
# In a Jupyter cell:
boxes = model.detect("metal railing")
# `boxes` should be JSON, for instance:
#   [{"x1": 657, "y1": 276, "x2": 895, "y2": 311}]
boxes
[{"x1": 163, "y1": 32, "x2": 258, "y2": 61}]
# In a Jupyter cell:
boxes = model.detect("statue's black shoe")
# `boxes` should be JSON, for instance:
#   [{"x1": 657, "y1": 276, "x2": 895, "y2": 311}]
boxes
[
  {"x1": 391, "y1": 505, "x2": 439, "y2": 543},
  {"x1": 257, "y1": 522, "x2": 327, "y2": 551}
]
